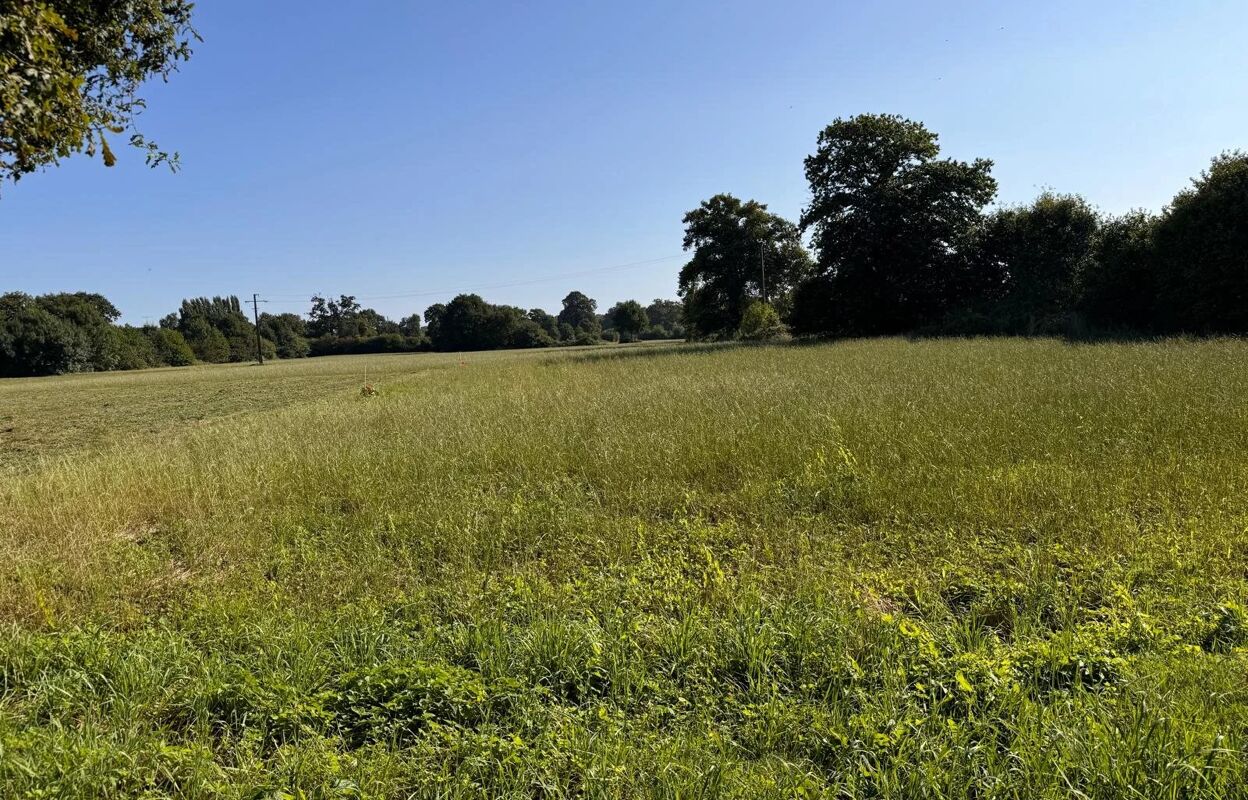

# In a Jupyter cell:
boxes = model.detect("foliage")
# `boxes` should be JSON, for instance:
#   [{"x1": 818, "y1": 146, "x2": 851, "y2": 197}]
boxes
[
  {"x1": 164, "y1": 296, "x2": 262, "y2": 364},
  {"x1": 679, "y1": 194, "x2": 811, "y2": 338},
  {"x1": 557, "y1": 291, "x2": 600, "y2": 337},
  {"x1": 397, "y1": 313, "x2": 423, "y2": 339},
  {"x1": 308, "y1": 295, "x2": 397, "y2": 340},
  {"x1": 643, "y1": 298, "x2": 685, "y2": 339},
  {"x1": 0, "y1": 0, "x2": 197, "y2": 187},
  {"x1": 972, "y1": 192, "x2": 1101, "y2": 333},
  {"x1": 603, "y1": 300, "x2": 648, "y2": 342},
  {"x1": 795, "y1": 114, "x2": 997, "y2": 335},
  {"x1": 1081, "y1": 210, "x2": 1160, "y2": 332},
  {"x1": 737, "y1": 301, "x2": 786, "y2": 340},
  {"x1": 1153, "y1": 152, "x2": 1248, "y2": 333},
  {"x1": 0, "y1": 291, "x2": 117, "y2": 375},
  {"x1": 308, "y1": 333, "x2": 426, "y2": 357},
  {"x1": 428, "y1": 293, "x2": 554, "y2": 352},
  {"x1": 259, "y1": 312, "x2": 311, "y2": 359},
  {"x1": 147, "y1": 325, "x2": 195, "y2": 366},
  {"x1": 527, "y1": 308, "x2": 559, "y2": 340}
]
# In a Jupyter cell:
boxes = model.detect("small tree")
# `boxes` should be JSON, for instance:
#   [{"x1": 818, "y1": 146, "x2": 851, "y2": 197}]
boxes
[
  {"x1": 644, "y1": 299, "x2": 686, "y2": 339},
  {"x1": 738, "y1": 302, "x2": 787, "y2": 340},
  {"x1": 195, "y1": 327, "x2": 230, "y2": 363},
  {"x1": 148, "y1": 327, "x2": 195, "y2": 366}
]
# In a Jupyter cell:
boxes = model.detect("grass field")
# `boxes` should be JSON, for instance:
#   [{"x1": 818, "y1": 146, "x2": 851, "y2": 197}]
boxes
[{"x1": 2, "y1": 339, "x2": 1247, "y2": 798}]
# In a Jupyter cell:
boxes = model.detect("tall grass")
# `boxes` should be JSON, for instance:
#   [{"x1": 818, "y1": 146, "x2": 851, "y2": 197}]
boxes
[{"x1": 1, "y1": 338, "x2": 1246, "y2": 797}]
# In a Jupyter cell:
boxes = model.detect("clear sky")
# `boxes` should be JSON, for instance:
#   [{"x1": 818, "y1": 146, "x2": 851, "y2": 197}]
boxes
[{"x1": 2, "y1": 0, "x2": 1246, "y2": 324}]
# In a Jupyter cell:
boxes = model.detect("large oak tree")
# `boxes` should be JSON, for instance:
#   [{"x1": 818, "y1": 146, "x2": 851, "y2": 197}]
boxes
[{"x1": 794, "y1": 114, "x2": 996, "y2": 335}]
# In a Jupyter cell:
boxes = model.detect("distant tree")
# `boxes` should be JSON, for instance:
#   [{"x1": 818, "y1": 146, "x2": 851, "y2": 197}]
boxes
[
  {"x1": 557, "y1": 291, "x2": 600, "y2": 336},
  {"x1": 1153, "y1": 152, "x2": 1248, "y2": 333},
  {"x1": 508, "y1": 318, "x2": 555, "y2": 349},
  {"x1": 973, "y1": 192, "x2": 1100, "y2": 333},
  {"x1": 0, "y1": 1, "x2": 197, "y2": 188},
  {"x1": 644, "y1": 299, "x2": 686, "y2": 339},
  {"x1": 258, "y1": 312, "x2": 311, "y2": 359},
  {"x1": 357, "y1": 308, "x2": 399, "y2": 336},
  {"x1": 398, "y1": 313, "x2": 423, "y2": 338},
  {"x1": 31, "y1": 292, "x2": 123, "y2": 368},
  {"x1": 309, "y1": 295, "x2": 363, "y2": 338},
  {"x1": 112, "y1": 325, "x2": 159, "y2": 370},
  {"x1": 423, "y1": 303, "x2": 447, "y2": 345},
  {"x1": 678, "y1": 194, "x2": 812, "y2": 339},
  {"x1": 0, "y1": 292, "x2": 79, "y2": 376},
  {"x1": 604, "y1": 300, "x2": 648, "y2": 342},
  {"x1": 1080, "y1": 210, "x2": 1159, "y2": 332},
  {"x1": 196, "y1": 327, "x2": 230, "y2": 363},
  {"x1": 527, "y1": 308, "x2": 559, "y2": 339},
  {"x1": 428, "y1": 294, "x2": 551, "y2": 352},
  {"x1": 795, "y1": 114, "x2": 997, "y2": 335},
  {"x1": 169, "y1": 296, "x2": 255, "y2": 363},
  {"x1": 0, "y1": 291, "x2": 131, "y2": 375}
]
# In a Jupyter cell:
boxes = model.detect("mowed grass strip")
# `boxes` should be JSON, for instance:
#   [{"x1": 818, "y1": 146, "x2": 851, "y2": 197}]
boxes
[
  {"x1": 0, "y1": 344, "x2": 645, "y2": 474},
  {"x1": 1, "y1": 338, "x2": 1246, "y2": 798}
]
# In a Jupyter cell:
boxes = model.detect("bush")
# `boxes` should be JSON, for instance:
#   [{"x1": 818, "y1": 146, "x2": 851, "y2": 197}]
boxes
[
  {"x1": 112, "y1": 326, "x2": 159, "y2": 371},
  {"x1": 308, "y1": 335, "x2": 426, "y2": 357},
  {"x1": 738, "y1": 302, "x2": 788, "y2": 341}
]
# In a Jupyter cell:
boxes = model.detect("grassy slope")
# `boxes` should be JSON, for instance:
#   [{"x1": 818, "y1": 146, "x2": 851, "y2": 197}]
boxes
[{"x1": 1, "y1": 339, "x2": 1246, "y2": 798}]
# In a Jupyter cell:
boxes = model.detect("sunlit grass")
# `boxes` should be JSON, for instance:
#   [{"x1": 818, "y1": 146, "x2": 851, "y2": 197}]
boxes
[{"x1": 1, "y1": 338, "x2": 1246, "y2": 797}]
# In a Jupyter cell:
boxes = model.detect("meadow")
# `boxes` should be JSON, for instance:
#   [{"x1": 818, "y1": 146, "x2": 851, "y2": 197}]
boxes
[{"x1": 1, "y1": 338, "x2": 1246, "y2": 798}]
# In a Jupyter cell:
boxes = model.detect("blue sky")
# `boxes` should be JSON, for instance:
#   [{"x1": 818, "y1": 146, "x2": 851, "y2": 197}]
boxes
[{"x1": 2, "y1": 0, "x2": 1246, "y2": 323}]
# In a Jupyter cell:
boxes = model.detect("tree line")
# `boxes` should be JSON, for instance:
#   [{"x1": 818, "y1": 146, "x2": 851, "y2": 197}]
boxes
[
  {"x1": 678, "y1": 114, "x2": 1248, "y2": 340},
  {"x1": 0, "y1": 289, "x2": 686, "y2": 378},
  {"x1": 5, "y1": 112, "x2": 1245, "y2": 377}
]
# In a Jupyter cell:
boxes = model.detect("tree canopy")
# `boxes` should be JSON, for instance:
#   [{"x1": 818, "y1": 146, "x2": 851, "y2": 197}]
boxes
[
  {"x1": 795, "y1": 114, "x2": 997, "y2": 335},
  {"x1": 557, "y1": 291, "x2": 600, "y2": 336},
  {"x1": 973, "y1": 193, "x2": 1101, "y2": 333},
  {"x1": 1153, "y1": 152, "x2": 1248, "y2": 333},
  {"x1": 1, "y1": 0, "x2": 197, "y2": 188},
  {"x1": 604, "y1": 300, "x2": 648, "y2": 342},
  {"x1": 678, "y1": 194, "x2": 811, "y2": 339}
]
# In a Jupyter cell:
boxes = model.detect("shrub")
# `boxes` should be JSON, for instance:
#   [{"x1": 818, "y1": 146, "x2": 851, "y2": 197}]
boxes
[
  {"x1": 148, "y1": 327, "x2": 196, "y2": 366},
  {"x1": 738, "y1": 301, "x2": 788, "y2": 341}
]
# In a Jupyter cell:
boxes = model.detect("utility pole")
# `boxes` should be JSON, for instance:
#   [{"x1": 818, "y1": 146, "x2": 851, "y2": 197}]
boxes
[
  {"x1": 248, "y1": 293, "x2": 268, "y2": 364},
  {"x1": 759, "y1": 241, "x2": 769, "y2": 305}
]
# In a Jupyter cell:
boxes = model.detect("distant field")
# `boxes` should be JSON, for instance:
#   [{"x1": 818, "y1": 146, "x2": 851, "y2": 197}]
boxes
[
  {"x1": 0, "y1": 344, "x2": 670, "y2": 473},
  {"x1": 2, "y1": 339, "x2": 1247, "y2": 798}
]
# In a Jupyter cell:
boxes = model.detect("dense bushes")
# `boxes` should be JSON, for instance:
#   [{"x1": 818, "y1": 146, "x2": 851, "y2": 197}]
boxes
[
  {"x1": 0, "y1": 293, "x2": 198, "y2": 377},
  {"x1": 307, "y1": 333, "x2": 425, "y2": 357}
]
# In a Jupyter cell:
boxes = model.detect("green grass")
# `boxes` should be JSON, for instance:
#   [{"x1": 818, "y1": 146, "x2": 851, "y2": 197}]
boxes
[{"x1": 2, "y1": 338, "x2": 1246, "y2": 798}]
